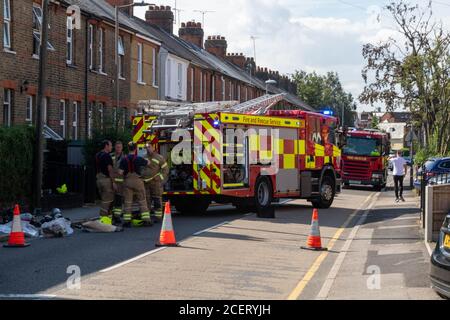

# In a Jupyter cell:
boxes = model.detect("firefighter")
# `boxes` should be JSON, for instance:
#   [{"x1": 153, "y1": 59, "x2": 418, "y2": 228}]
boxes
[
  {"x1": 111, "y1": 141, "x2": 125, "y2": 223},
  {"x1": 95, "y1": 140, "x2": 116, "y2": 225},
  {"x1": 142, "y1": 142, "x2": 169, "y2": 223},
  {"x1": 118, "y1": 142, "x2": 152, "y2": 227}
]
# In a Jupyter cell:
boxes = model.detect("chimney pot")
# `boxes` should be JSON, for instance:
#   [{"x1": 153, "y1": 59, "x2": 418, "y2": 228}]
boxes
[
  {"x1": 181, "y1": 22, "x2": 186, "y2": 27},
  {"x1": 145, "y1": 4, "x2": 174, "y2": 34}
]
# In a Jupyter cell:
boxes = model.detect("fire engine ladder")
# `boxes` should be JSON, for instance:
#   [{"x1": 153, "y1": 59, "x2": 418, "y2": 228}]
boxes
[
  {"x1": 229, "y1": 93, "x2": 286, "y2": 115},
  {"x1": 140, "y1": 100, "x2": 240, "y2": 131},
  {"x1": 140, "y1": 93, "x2": 286, "y2": 131}
]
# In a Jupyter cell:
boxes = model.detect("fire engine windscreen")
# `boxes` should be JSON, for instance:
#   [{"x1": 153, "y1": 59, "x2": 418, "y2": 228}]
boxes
[{"x1": 343, "y1": 137, "x2": 382, "y2": 157}]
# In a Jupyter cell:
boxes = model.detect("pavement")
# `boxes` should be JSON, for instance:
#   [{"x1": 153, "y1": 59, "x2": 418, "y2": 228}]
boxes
[{"x1": 0, "y1": 175, "x2": 442, "y2": 300}]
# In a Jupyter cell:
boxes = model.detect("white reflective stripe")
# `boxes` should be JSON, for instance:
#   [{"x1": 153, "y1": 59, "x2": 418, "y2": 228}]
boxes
[
  {"x1": 11, "y1": 215, "x2": 22, "y2": 233},
  {"x1": 151, "y1": 159, "x2": 160, "y2": 164},
  {"x1": 161, "y1": 163, "x2": 168, "y2": 168}
]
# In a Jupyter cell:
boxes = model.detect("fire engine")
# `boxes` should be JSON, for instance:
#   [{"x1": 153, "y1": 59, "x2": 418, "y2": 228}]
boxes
[
  {"x1": 341, "y1": 129, "x2": 391, "y2": 190},
  {"x1": 132, "y1": 94, "x2": 345, "y2": 215}
]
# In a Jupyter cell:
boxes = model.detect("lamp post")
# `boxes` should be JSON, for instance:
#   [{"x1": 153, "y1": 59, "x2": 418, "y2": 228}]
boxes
[
  {"x1": 33, "y1": 0, "x2": 50, "y2": 214},
  {"x1": 265, "y1": 79, "x2": 276, "y2": 95},
  {"x1": 114, "y1": 2, "x2": 154, "y2": 112}
]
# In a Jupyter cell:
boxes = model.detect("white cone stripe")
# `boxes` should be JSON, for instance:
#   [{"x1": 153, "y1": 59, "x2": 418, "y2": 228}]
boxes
[
  {"x1": 162, "y1": 213, "x2": 174, "y2": 232},
  {"x1": 11, "y1": 214, "x2": 23, "y2": 233}
]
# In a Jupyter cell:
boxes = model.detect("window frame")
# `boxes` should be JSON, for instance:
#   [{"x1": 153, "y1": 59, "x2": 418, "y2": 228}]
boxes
[
  {"x1": 3, "y1": 0, "x2": 11, "y2": 49},
  {"x1": 88, "y1": 24, "x2": 94, "y2": 70},
  {"x1": 177, "y1": 63, "x2": 183, "y2": 98},
  {"x1": 32, "y1": 4, "x2": 54, "y2": 57},
  {"x1": 137, "y1": 43, "x2": 144, "y2": 84},
  {"x1": 190, "y1": 67, "x2": 194, "y2": 101},
  {"x1": 98, "y1": 28, "x2": 105, "y2": 73},
  {"x1": 59, "y1": 100, "x2": 66, "y2": 139},
  {"x1": 88, "y1": 103, "x2": 93, "y2": 139},
  {"x1": 222, "y1": 77, "x2": 226, "y2": 101},
  {"x1": 66, "y1": 16, "x2": 74, "y2": 65},
  {"x1": 118, "y1": 36, "x2": 125, "y2": 79},
  {"x1": 72, "y1": 101, "x2": 78, "y2": 140},
  {"x1": 26, "y1": 95, "x2": 33, "y2": 122},
  {"x1": 199, "y1": 71, "x2": 203, "y2": 102},
  {"x1": 3, "y1": 89, "x2": 11, "y2": 127},
  {"x1": 152, "y1": 47, "x2": 158, "y2": 87}
]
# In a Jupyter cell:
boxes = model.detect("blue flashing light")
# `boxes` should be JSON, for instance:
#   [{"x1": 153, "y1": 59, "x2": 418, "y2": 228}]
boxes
[
  {"x1": 322, "y1": 110, "x2": 334, "y2": 116},
  {"x1": 213, "y1": 119, "x2": 220, "y2": 127}
]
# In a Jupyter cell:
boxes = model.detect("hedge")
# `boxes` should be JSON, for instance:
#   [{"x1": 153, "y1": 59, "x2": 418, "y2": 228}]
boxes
[{"x1": 0, "y1": 126, "x2": 35, "y2": 208}]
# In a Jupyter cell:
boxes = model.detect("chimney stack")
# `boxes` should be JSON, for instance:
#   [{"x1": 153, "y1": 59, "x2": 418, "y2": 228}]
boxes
[
  {"x1": 145, "y1": 5, "x2": 174, "y2": 34},
  {"x1": 226, "y1": 52, "x2": 246, "y2": 69},
  {"x1": 105, "y1": 0, "x2": 134, "y2": 16},
  {"x1": 179, "y1": 21, "x2": 204, "y2": 48},
  {"x1": 205, "y1": 35, "x2": 228, "y2": 58}
]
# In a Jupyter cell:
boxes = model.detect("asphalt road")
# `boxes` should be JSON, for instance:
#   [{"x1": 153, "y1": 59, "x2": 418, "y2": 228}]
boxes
[
  {"x1": 0, "y1": 205, "x2": 247, "y2": 295},
  {"x1": 0, "y1": 173, "x2": 439, "y2": 299}
]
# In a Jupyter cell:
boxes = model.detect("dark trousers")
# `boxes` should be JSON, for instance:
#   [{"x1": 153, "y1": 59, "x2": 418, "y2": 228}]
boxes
[{"x1": 394, "y1": 175, "x2": 404, "y2": 198}]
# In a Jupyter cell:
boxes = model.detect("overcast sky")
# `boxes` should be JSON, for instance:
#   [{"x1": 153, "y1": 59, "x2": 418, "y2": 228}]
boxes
[{"x1": 134, "y1": 0, "x2": 450, "y2": 112}]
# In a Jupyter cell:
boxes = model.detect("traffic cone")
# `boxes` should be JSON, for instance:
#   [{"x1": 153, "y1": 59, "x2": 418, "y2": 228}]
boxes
[
  {"x1": 155, "y1": 201, "x2": 178, "y2": 247},
  {"x1": 301, "y1": 208, "x2": 327, "y2": 251},
  {"x1": 4, "y1": 205, "x2": 30, "y2": 248}
]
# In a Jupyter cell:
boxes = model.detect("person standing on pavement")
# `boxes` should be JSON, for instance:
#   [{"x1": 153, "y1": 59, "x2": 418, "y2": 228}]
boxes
[
  {"x1": 142, "y1": 143, "x2": 169, "y2": 223},
  {"x1": 118, "y1": 142, "x2": 152, "y2": 227},
  {"x1": 95, "y1": 140, "x2": 116, "y2": 224},
  {"x1": 389, "y1": 150, "x2": 408, "y2": 203},
  {"x1": 111, "y1": 141, "x2": 125, "y2": 223}
]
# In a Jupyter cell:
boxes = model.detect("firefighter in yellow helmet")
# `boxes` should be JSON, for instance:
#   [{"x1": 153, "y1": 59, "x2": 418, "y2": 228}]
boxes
[
  {"x1": 95, "y1": 140, "x2": 116, "y2": 225},
  {"x1": 142, "y1": 142, "x2": 169, "y2": 223},
  {"x1": 111, "y1": 141, "x2": 125, "y2": 223},
  {"x1": 118, "y1": 142, "x2": 152, "y2": 227}
]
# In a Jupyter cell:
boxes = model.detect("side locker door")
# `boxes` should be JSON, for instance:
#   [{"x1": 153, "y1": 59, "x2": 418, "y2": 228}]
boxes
[{"x1": 193, "y1": 115, "x2": 222, "y2": 194}]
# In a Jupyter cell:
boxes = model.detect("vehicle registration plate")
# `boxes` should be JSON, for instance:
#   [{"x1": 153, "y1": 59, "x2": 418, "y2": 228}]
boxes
[
  {"x1": 349, "y1": 180, "x2": 361, "y2": 185},
  {"x1": 444, "y1": 234, "x2": 450, "y2": 249}
]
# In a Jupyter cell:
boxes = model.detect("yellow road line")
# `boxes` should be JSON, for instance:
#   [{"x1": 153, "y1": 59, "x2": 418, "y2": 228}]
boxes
[{"x1": 287, "y1": 193, "x2": 376, "y2": 300}]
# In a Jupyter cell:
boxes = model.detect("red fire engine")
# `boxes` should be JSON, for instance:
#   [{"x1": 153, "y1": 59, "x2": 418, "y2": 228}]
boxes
[
  {"x1": 132, "y1": 95, "x2": 345, "y2": 214},
  {"x1": 341, "y1": 129, "x2": 391, "y2": 190}
]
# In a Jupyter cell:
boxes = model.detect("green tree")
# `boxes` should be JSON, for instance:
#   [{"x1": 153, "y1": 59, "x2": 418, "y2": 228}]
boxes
[
  {"x1": 371, "y1": 115, "x2": 380, "y2": 129},
  {"x1": 293, "y1": 70, "x2": 356, "y2": 126},
  {"x1": 360, "y1": 0, "x2": 450, "y2": 155}
]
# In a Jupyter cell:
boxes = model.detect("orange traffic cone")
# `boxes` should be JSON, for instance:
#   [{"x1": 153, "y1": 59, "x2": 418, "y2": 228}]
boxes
[
  {"x1": 4, "y1": 205, "x2": 30, "y2": 248},
  {"x1": 155, "y1": 202, "x2": 178, "y2": 247},
  {"x1": 301, "y1": 208, "x2": 327, "y2": 251}
]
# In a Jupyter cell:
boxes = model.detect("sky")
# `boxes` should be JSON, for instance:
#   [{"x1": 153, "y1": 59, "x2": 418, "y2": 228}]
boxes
[{"x1": 134, "y1": 0, "x2": 450, "y2": 112}]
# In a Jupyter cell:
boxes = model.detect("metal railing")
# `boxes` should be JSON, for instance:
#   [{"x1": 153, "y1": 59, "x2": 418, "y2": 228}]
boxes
[{"x1": 43, "y1": 162, "x2": 97, "y2": 204}]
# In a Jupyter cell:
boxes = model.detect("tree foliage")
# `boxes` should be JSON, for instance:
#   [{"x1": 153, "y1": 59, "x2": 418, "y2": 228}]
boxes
[
  {"x1": 0, "y1": 126, "x2": 35, "y2": 208},
  {"x1": 293, "y1": 70, "x2": 356, "y2": 127},
  {"x1": 360, "y1": 0, "x2": 450, "y2": 155}
]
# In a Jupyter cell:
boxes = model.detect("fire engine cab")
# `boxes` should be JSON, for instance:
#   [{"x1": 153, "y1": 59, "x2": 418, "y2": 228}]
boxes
[
  {"x1": 132, "y1": 94, "x2": 345, "y2": 214},
  {"x1": 341, "y1": 129, "x2": 391, "y2": 190}
]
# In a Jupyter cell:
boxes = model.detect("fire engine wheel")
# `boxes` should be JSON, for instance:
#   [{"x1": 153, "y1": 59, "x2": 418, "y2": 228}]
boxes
[
  {"x1": 311, "y1": 176, "x2": 335, "y2": 209},
  {"x1": 254, "y1": 177, "x2": 273, "y2": 210}
]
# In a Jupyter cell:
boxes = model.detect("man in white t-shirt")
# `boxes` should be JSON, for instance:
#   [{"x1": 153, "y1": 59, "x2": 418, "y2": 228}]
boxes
[{"x1": 389, "y1": 151, "x2": 408, "y2": 202}]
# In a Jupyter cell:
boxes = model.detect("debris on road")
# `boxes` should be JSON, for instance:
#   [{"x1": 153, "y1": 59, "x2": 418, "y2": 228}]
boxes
[{"x1": 81, "y1": 220, "x2": 123, "y2": 233}]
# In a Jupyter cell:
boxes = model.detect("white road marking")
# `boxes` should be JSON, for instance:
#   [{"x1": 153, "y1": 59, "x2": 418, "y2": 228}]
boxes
[
  {"x1": 100, "y1": 220, "x2": 231, "y2": 273},
  {"x1": 287, "y1": 192, "x2": 377, "y2": 300},
  {"x1": 316, "y1": 192, "x2": 380, "y2": 300},
  {"x1": 99, "y1": 247, "x2": 168, "y2": 273}
]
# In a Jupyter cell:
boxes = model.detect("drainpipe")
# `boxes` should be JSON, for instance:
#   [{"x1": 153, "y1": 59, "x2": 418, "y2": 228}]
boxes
[{"x1": 84, "y1": 16, "x2": 90, "y2": 140}]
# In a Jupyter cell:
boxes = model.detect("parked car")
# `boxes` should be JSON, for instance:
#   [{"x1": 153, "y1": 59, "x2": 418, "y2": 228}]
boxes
[
  {"x1": 414, "y1": 157, "x2": 450, "y2": 190},
  {"x1": 430, "y1": 213, "x2": 450, "y2": 299}
]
